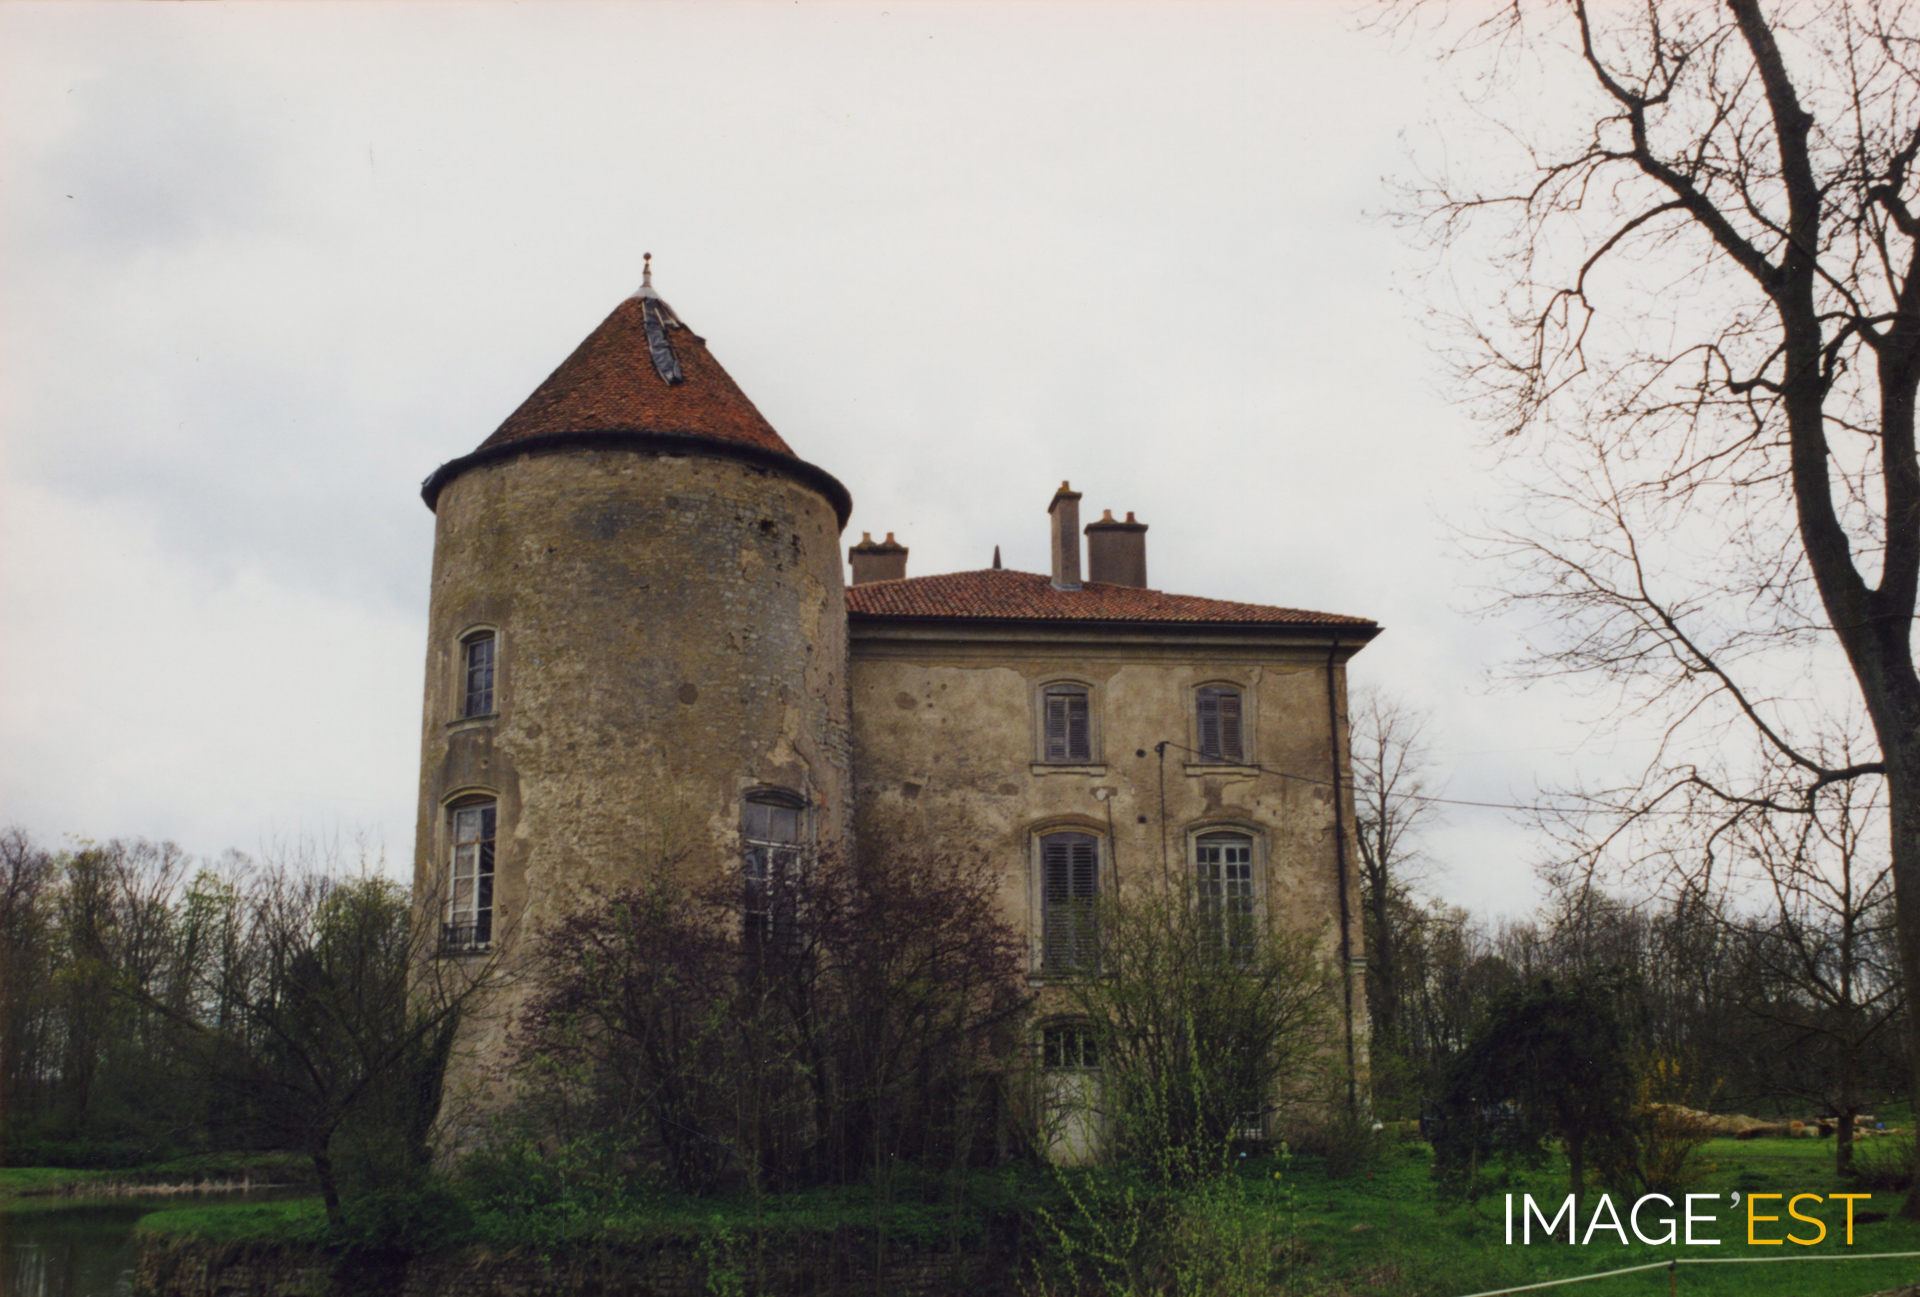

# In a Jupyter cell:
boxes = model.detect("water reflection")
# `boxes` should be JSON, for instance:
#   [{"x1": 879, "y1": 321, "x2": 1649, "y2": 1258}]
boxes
[
  {"x1": 3, "y1": 1203, "x2": 151, "y2": 1297},
  {"x1": 3, "y1": 1190, "x2": 298, "y2": 1297}
]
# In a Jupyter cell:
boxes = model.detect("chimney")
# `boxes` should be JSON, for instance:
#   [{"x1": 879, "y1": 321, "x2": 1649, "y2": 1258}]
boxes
[
  {"x1": 1047, "y1": 482, "x2": 1083, "y2": 590},
  {"x1": 848, "y1": 532, "x2": 908, "y2": 584},
  {"x1": 1085, "y1": 510, "x2": 1149, "y2": 588}
]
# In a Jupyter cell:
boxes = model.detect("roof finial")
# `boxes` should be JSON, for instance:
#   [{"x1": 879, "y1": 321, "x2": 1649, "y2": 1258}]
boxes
[
  {"x1": 642, "y1": 252, "x2": 653, "y2": 291},
  {"x1": 993, "y1": 545, "x2": 1002, "y2": 570}
]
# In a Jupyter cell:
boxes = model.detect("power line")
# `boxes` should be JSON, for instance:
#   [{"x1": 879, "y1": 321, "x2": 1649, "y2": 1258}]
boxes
[{"x1": 1152, "y1": 741, "x2": 1787, "y2": 818}]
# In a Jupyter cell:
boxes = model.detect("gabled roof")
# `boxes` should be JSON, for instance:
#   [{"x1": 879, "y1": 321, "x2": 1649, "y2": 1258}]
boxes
[
  {"x1": 845, "y1": 568, "x2": 1375, "y2": 630},
  {"x1": 478, "y1": 273, "x2": 793, "y2": 458}
]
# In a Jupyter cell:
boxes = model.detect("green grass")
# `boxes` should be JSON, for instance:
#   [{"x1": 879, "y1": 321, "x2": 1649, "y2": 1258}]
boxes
[
  {"x1": 1264, "y1": 1135, "x2": 1920, "y2": 1296},
  {"x1": 135, "y1": 1197, "x2": 330, "y2": 1243},
  {"x1": 0, "y1": 1167, "x2": 116, "y2": 1197},
  {"x1": 116, "y1": 1138, "x2": 1920, "y2": 1295}
]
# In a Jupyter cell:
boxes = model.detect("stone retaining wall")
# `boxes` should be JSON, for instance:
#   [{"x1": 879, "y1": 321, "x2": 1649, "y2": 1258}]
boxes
[{"x1": 134, "y1": 1229, "x2": 1025, "y2": 1297}]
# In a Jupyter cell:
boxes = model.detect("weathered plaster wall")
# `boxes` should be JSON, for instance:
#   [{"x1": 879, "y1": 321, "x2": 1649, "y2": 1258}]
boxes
[
  {"x1": 848, "y1": 623, "x2": 1369, "y2": 1094},
  {"x1": 414, "y1": 446, "x2": 850, "y2": 1111}
]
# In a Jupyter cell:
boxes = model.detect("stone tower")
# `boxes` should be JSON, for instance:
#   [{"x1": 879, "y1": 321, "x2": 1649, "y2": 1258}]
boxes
[{"x1": 412, "y1": 263, "x2": 853, "y2": 1103}]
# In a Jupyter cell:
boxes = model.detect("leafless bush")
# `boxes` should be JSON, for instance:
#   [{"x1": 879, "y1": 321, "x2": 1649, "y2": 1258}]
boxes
[{"x1": 508, "y1": 842, "x2": 1030, "y2": 1193}]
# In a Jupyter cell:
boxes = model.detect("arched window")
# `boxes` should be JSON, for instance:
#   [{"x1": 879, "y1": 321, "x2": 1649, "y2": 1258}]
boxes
[
  {"x1": 1194, "y1": 831, "x2": 1255, "y2": 964},
  {"x1": 1041, "y1": 682, "x2": 1092, "y2": 763},
  {"x1": 445, "y1": 798, "x2": 496, "y2": 953},
  {"x1": 1195, "y1": 684, "x2": 1244, "y2": 763},
  {"x1": 1042, "y1": 1022, "x2": 1099, "y2": 1070},
  {"x1": 461, "y1": 630, "x2": 496, "y2": 718},
  {"x1": 742, "y1": 789, "x2": 805, "y2": 945},
  {"x1": 1040, "y1": 830, "x2": 1100, "y2": 973}
]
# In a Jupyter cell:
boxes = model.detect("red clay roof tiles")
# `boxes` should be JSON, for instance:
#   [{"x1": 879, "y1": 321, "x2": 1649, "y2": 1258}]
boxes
[
  {"x1": 846, "y1": 568, "x2": 1374, "y2": 628},
  {"x1": 478, "y1": 295, "x2": 795, "y2": 458}
]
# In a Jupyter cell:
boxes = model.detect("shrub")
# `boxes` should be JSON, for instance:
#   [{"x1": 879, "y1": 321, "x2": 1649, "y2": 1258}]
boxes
[
  {"x1": 1851, "y1": 1133, "x2": 1916, "y2": 1192},
  {"x1": 1596, "y1": 1056, "x2": 1718, "y2": 1197},
  {"x1": 508, "y1": 844, "x2": 1029, "y2": 1194},
  {"x1": 1050, "y1": 891, "x2": 1335, "y2": 1185},
  {"x1": 333, "y1": 1180, "x2": 473, "y2": 1253},
  {"x1": 1296, "y1": 1116, "x2": 1387, "y2": 1180}
]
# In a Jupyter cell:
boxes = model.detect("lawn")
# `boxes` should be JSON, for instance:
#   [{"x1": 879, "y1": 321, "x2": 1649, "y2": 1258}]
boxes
[
  {"x1": 135, "y1": 1196, "x2": 331, "y2": 1243},
  {"x1": 0, "y1": 1166, "x2": 116, "y2": 1198},
  {"x1": 122, "y1": 1137, "x2": 1920, "y2": 1296},
  {"x1": 1270, "y1": 1134, "x2": 1920, "y2": 1296}
]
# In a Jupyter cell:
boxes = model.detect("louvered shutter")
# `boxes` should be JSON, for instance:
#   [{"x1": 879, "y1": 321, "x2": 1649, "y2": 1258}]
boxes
[
  {"x1": 1197, "y1": 690, "x2": 1222, "y2": 759},
  {"x1": 1065, "y1": 693, "x2": 1090, "y2": 761},
  {"x1": 1198, "y1": 687, "x2": 1244, "y2": 762},
  {"x1": 1216, "y1": 689, "x2": 1243, "y2": 762},
  {"x1": 1045, "y1": 694, "x2": 1069, "y2": 761},
  {"x1": 1042, "y1": 832, "x2": 1099, "y2": 971}
]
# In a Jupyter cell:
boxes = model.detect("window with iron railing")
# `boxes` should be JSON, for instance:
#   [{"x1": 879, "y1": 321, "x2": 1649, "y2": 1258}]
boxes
[{"x1": 445, "y1": 800, "x2": 495, "y2": 953}]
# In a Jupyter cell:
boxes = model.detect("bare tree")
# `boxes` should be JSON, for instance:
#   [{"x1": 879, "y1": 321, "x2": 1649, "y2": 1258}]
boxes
[
  {"x1": 1350, "y1": 688, "x2": 1444, "y2": 1063},
  {"x1": 1733, "y1": 775, "x2": 1904, "y2": 1174},
  {"x1": 511, "y1": 841, "x2": 1029, "y2": 1195},
  {"x1": 200, "y1": 862, "x2": 501, "y2": 1224},
  {"x1": 0, "y1": 827, "x2": 57, "y2": 1133},
  {"x1": 1394, "y1": 0, "x2": 1920, "y2": 1213}
]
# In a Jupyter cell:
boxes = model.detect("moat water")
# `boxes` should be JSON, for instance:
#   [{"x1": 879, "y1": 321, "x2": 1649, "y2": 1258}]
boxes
[{"x1": 2, "y1": 1190, "x2": 294, "y2": 1297}]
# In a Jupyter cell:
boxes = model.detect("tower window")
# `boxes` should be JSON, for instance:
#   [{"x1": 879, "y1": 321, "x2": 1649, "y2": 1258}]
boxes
[
  {"x1": 1041, "y1": 684, "x2": 1093, "y2": 763},
  {"x1": 1196, "y1": 685, "x2": 1245, "y2": 763},
  {"x1": 743, "y1": 791, "x2": 804, "y2": 946},
  {"x1": 446, "y1": 800, "x2": 496, "y2": 953},
  {"x1": 1040, "y1": 831, "x2": 1100, "y2": 973},
  {"x1": 1195, "y1": 832, "x2": 1256, "y2": 964},
  {"x1": 462, "y1": 632, "x2": 496, "y2": 717}
]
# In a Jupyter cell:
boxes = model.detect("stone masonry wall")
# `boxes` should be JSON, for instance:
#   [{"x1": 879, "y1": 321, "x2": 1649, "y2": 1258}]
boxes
[
  {"x1": 415, "y1": 446, "x2": 851, "y2": 1118},
  {"x1": 134, "y1": 1231, "x2": 1023, "y2": 1297},
  {"x1": 848, "y1": 623, "x2": 1370, "y2": 1097}
]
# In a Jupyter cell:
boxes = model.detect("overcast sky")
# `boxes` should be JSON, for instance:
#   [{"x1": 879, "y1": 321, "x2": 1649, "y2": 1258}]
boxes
[{"x1": 0, "y1": 1, "x2": 1652, "y2": 918}]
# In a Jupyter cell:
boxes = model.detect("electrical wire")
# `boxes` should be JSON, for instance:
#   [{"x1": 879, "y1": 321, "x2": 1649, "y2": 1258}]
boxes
[{"x1": 1152, "y1": 741, "x2": 1792, "y2": 818}]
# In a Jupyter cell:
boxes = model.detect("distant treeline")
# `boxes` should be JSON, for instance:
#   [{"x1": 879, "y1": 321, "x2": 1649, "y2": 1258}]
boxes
[
  {"x1": 3, "y1": 815, "x2": 1909, "y2": 1206},
  {"x1": 1366, "y1": 882, "x2": 1911, "y2": 1145},
  {"x1": 0, "y1": 827, "x2": 457, "y2": 1219}
]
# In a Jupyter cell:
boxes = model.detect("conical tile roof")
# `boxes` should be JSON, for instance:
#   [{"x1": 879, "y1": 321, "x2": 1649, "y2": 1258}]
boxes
[{"x1": 477, "y1": 266, "x2": 794, "y2": 458}]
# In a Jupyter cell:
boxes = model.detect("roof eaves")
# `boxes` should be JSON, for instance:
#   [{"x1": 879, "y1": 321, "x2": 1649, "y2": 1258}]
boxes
[
  {"x1": 845, "y1": 610, "x2": 1381, "y2": 636},
  {"x1": 422, "y1": 427, "x2": 853, "y2": 526}
]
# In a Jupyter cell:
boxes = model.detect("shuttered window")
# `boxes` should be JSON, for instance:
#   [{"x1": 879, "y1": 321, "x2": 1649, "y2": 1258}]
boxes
[
  {"x1": 1042, "y1": 685, "x2": 1092, "y2": 762},
  {"x1": 1195, "y1": 833, "x2": 1256, "y2": 965},
  {"x1": 446, "y1": 800, "x2": 496, "y2": 953},
  {"x1": 1041, "y1": 831, "x2": 1099, "y2": 973},
  {"x1": 462, "y1": 632, "x2": 496, "y2": 717},
  {"x1": 1196, "y1": 685, "x2": 1245, "y2": 763}
]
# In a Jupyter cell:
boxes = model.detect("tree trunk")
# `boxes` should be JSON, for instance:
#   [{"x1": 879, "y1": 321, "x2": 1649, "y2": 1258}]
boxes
[
  {"x1": 1836, "y1": 1031, "x2": 1859, "y2": 1179},
  {"x1": 1368, "y1": 880, "x2": 1398, "y2": 1046},
  {"x1": 1566, "y1": 1133, "x2": 1585, "y2": 1238},
  {"x1": 1884, "y1": 755, "x2": 1920, "y2": 1218},
  {"x1": 312, "y1": 1148, "x2": 342, "y2": 1228}
]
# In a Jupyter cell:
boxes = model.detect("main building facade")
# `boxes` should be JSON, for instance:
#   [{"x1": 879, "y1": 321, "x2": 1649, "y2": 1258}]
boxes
[{"x1": 412, "y1": 269, "x2": 1378, "y2": 1121}]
